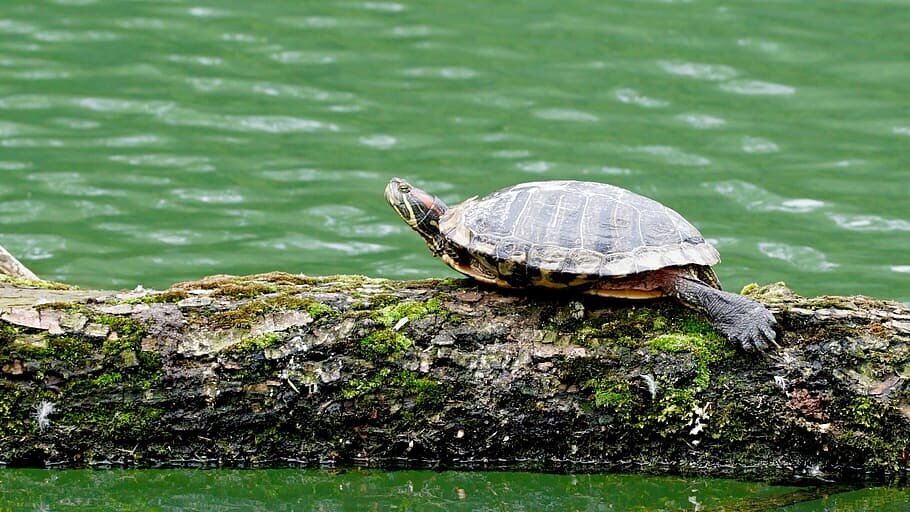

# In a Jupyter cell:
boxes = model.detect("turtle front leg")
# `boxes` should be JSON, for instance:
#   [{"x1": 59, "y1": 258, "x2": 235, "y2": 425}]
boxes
[
  {"x1": 440, "y1": 254, "x2": 504, "y2": 287},
  {"x1": 666, "y1": 273, "x2": 778, "y2": 352}
]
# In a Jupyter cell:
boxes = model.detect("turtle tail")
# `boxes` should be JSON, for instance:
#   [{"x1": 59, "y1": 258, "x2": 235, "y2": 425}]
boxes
[{"x1": 668, "y1": 274, "x2": 777, "y2": 352}]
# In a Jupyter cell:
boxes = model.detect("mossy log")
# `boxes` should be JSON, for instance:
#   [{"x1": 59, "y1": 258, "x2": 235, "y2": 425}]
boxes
[{"x1": 0, "y1": 272, "x2": 908, "y2": 482}]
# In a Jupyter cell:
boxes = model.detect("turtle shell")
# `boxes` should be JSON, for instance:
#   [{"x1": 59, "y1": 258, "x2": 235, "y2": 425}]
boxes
[{"x1": 438, "y1": 180, "x2": 719, "y2": 278}]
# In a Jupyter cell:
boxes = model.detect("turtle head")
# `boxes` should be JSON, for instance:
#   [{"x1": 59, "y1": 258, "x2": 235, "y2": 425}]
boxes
[{"x1": 385, "y1": 177, "x2": 449, "y2": 254}]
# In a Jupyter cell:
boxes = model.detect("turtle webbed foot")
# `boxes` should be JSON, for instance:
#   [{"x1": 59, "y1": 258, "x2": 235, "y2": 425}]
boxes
[
  {"x1": 668, "y1": 275, "x2": 779, "y2": 353},
  {"x1": 711, "y1": 299, "x2": 778, "y2": 353}
]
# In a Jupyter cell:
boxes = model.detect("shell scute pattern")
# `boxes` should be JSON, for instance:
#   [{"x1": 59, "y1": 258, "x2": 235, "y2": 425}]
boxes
[{"x1": 439, "y1": 180, "x2": 719, "y2": 280}]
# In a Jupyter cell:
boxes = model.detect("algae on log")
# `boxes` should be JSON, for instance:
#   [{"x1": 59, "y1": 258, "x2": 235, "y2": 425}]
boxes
[{"x1": 0, "y1": 272, "x2": 908, "y2": 482}]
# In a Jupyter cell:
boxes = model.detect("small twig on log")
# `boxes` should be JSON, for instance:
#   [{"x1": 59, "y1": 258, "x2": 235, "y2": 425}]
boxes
[{"x1": 0, "y1": 243, "x2": 40, "y2": 281}]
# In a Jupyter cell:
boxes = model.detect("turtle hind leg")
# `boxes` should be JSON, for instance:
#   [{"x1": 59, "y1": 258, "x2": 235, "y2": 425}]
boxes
[{"x1": 667, "y1": 273, "x2": 777, "y2": 352}]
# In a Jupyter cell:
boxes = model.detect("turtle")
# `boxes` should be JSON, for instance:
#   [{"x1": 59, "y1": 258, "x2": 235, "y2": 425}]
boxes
[{"x1": 384, "y1": 178, "x2": 777, "y2": 351}]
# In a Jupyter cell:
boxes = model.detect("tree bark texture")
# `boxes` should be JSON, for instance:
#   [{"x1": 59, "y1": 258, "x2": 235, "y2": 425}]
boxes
[{"x1": 0, "y1": 272, "x2": 908, "y2": 482}]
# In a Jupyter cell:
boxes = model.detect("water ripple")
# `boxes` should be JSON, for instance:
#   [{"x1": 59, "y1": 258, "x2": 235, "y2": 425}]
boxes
[
  {"x1": 741, "y1": 136, "x2": 779, "y2": 154},
  {"x1": 0, "y1": 161, "x2": 31, "y2": 170},
  {"x1": 737, "y1": 38, "x2": 781, "y2": 54},
  {"x1": 2, "y1": 138, "x2": 65, "y2": 148},
  {"x1": 0, "y1": 234, "x2": 62, "y2": 261},
  {"x1": 0, "y1": 19, "x2": 38, "y2": 34},
  {"x1": 158, "y1": 106, "x2": 340, "y2": 133},
  {"x1": 187, "y1": 77, "x2": 354, "y2": 103},
  {"x1": 33, "y1": 30, "x2": 119, "y2": 42},
  {"x1": 167, "y1": 54, "x2": 223, "y2": 66},
  {"x1": 188, "y1": 7, "x2": 226, "y2": 17},
  {"x1": 114, "y1": 17, "x2": 167, "y2": 30},
  {"x1": 491, "y1": 149, "x2": 531, "y2": 159},
  {"x1": 173, "y1": 189, "x2": 245, "y2": 204},
  {"x1": 758, "y1": 242, "x2": 838, "y2": 272},
  {"x1": 359, "y1": 135, "x2": 397, "y2": 149},
  {"x1": 389, "y1": 25, "x2": 438, "y2": 38},
  {"x1": 221, "y1": 32, "x2": 258, "y2": 42},
  {"x1": 0, "y1": 95, "x2": 54, "y2": 110},
  {"x1": 239, "y1": 116, "x2": 338, "y2": 133},
  {"x1": 260, "y1": 169, "x2": 321, "y2": 182},
  {"x1": 27, "y1": 172, "x2": 126, "y2": 197},
  {"x1": 360, "y1": 2, "x2": 407, "y2": 12},
  {"x1": 677, "y1": 113, "x2": 725, "y2": 129},
  {"x1": 50, "y1": 117, "x2": 100, "y2": 129},
  {"x1": 517, "y1": 161, "x2": 551, "y2": 173},
  {"x1": 828, "y1": 213, "x2": 910, "y2": 232},
  {"x1": 0, "y1": 200, "x2": 46, "y2": 224},
  {"x1": 281, "y1": 17, "x2": 340, "y2": 29},
  {"x1": 92, "y1": 134, "x2": 166, "y2": 148},
  {"x1": 403, "y1": 67, "x2": 478, "y2": 79},
  {"x1": 710, "y1": 181, "x2": 824, "y2": 213},
  {"x1": 74, "y1": 97, "x2": 173, "y2": 114},
  {"x1": 252, "y1": 235, "x2": 389, "y2": 256},
  {"x1": 658, "y1": 60, "x2": 737, "y2": 81},
  {"x1": 719, "y1": 80, "x2": 795, "y2": 96},
  {"x1": 533, "y1": 108, "x2": 599, "y2": 122},
  {"x1": 614, "y1": 88, "x2": 668, "y2": 108},
  {"x1": 0, "y1": 121, "x2": 36, "y2": 136},
  {"x1": 109, "y1": 154, "x2": 212, "y2": 170},
  {"x1": 633, "y1": 146, "x2": 710, "y2": 166},
  {"x1": 578, "y1": 166, "x2": 635, "y2": 177},
  {"x1": 270, "y1": 51, "x2": 337, "y2": 65}
]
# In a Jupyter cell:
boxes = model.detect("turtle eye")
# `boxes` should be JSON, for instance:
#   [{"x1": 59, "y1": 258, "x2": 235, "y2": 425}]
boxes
[{"x1": 398, "y1": 184, "x2": 411, "y2": 193}]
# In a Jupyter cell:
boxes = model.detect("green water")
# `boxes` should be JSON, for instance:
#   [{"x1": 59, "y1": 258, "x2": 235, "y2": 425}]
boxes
[
  {"x1": 0, "y1": 469, "x2": 907, "y2": 512},
  {"x1": 1, "y1": 0, "x2": 908, "y2": 508}
]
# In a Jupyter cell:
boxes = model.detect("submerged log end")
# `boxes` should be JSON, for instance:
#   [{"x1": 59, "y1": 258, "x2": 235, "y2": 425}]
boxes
[{"x1": 0, "y1": 272, "x2": 908, "y2": 482}]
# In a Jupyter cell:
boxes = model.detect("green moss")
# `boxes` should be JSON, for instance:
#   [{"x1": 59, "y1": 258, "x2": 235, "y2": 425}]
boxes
[
  {"x1": 360, "y1": 329, "x2": 413, "y2": 358},
  {"x1": 372, "y1": 298, "x2": 444, "y2": 327},
  {"x1": 585, "y1": 377, "x2": 635, "y2": 421},
  {"x1": 0, "y1": 275, "x2": 76, "y2": 290},
  {"x1": 233, "y1": 332, "x2": 284, "y2": 353},
  {"x1": 650, "y1": 385, "x2": 698, "y2": 432},
  {"x1": 95, "y1": 315, "x2": 147, "y2": 355},
  {"x1": 830, "y1": 395, "x2": 910, "y2": 472},
  {"x1": 91, "y1": 372, "x2": 123, "y2": 387},
  {"x1": 0, "y1": 324, "x2": 17, "y2": 345},
  {"x1": 840, "y1": 396, "x2": 888, "y2": 429},
  {"x1": 210, "y1": 282, "x2": 279, "y2": 299},
  {"x1": 34, "y1": 301, "x2": 81, "y2": 311},
  {"x1": 342, "y1": 368, "x2": 447, "y2": 409},
  {"x1": 342, "y1": 368, "x2": 390, "y2": 399},
  {"x1": 136, "y1": 351, "x2": 162, "y2": 373},
  {"x1": 126, "y1": 290, "x2": 190, "y2": 304},
  {"x1": 46, "y1": 335, "x2": 97, "y2": 366},
  {"x1": 65, "y1": 404, "x2": 163, "y2": 440},
  {"x1": 649, "y1": 327, "x2": 731, "y2": 390},
  {"x1": 0, "y1": 383, "x2": 30, "y2": 436},
  {"x1": 306, "y1": 302, "x2": 335, "y2": 319},
  {"x1": 391, "y1": 370, "x2": 447, "y2": 408},
  {"x1": 211, "y1": 296, "x2": 335, "y2": 329},
  {"x1": 365, "y1": 293, "x2": 399, "y2": 309}
]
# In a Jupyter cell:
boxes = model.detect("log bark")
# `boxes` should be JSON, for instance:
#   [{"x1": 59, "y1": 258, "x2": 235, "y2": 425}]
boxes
[{"x1": 0, "y1": 271, "x2": 908, "y2": 482}]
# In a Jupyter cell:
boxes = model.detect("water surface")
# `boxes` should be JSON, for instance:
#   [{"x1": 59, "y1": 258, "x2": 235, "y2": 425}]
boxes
[
  {"x1": 0, "y1": 0, "x2": 907, "y2": 300},
  {"x1": 1, "y1": 469, "x2": 907, "y2": 511}
]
